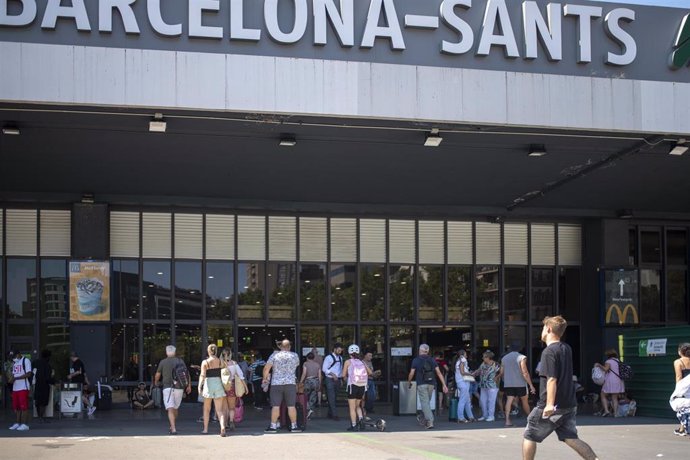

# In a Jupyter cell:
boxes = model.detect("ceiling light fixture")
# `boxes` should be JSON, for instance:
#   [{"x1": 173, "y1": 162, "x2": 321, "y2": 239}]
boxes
[
  {"x1": 670, "y1": 139, "x2": 688, "y2": 156},
  {"x1": 617, "y1": 209, "x2": 634, "y2": 219},
  {"x1": 2, "y1": 127, "x2": 20, "y2": 135},
  {"x1": 149, "y1": 113, "x2": 167, "y2": 133},
  {"x1": 424, "y1": 128, "x2": 443, "y2": 147},
  {"x1": 279, "y1": 136, "x2": 297, "y2": 147},
  {"x1": 528, "y1": 144, "x2": 547, "y2": 157}
]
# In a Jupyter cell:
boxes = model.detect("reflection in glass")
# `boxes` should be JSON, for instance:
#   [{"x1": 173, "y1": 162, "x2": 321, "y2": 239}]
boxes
[
  {"x1": 668, "y1": 270, "x2": 688, "y2": 322},
  {"x1": 448, "y1": 266, "x2": 471, "y2": 322},
  {"x1": 390, "y1": 327, "x2": 414, "y2": 381},
  {"x1": 174, "y1": 262, "x2": 202, "y2": 321},
  {"x1": 112, "y1": 260, "x2": 140, "y2": 320},
  {"x1": 176, "y1": 324, "x2": 202, "y2": 369},
  {"x1": 628, "y1": 228, "x2": 637, "y2": 266},
  {"x1": 143, "y1": 324, "x2": 171, "y2": 382},
  {"x1": 531, "y1": 269, "x2": 554, "y2": 322},
  {"x1": 40, "y1": 259, "x2": 67, "y2": 320},
  {"x1": 360, "y1": 265, "x2": 384, "y2": 322},
  {"x1": 111, "y1": 324, "x2": 140, "y2": 381},
  {"x1": 300, "y1": 264, "x2": 326, "y2": 321},
  {"x1": 331, "y1": 264, "x2": 356, "y2": 321},
  {"x1": 558, "y1": 268, "x2": 580, "y2": 321},
  {"x1": 40, "y1": 322, "x2": 70, "y2": 380},
  {"x1": 331, "y1": 325, "x2": 355, "y2": 352},
  {"x1": 504, "y1": 268, "x2": 526, "y2": 322},
  {"x1": 504, "y1": 325, "x2": 526, "y2": 354},
  {"x1": 641, "y1": 269, "x2": 662, "y2": 322},
  {"x1": 7, "y1": 259, "x2": 37, "y2": 319},
  {"x1": 419, "y1": 266, "x2": 443, "y2": 322},
  {"x1": 143, "y1": 261, "x2": 171, "y2": 320},
  {"x1": 300, "y1": 326, "x2": 326, "y2": 355},
  {"x1": 206, "y1": 262, "x2": 234, "y2": 321},
  {"x1": 668, "y1": 230, "x2": 688, "y2": 266},
  {"x1": 476, "y1": 266, "x2": 499, "y2": 322},
  {"x1": 641, "y1": 231, "x2": 661, "y2": 264},
  {"x1": 361, "y1": 325, "x2": 387, "y2": 400},
  {"x1": 237, "y1": 262, "x2": 265, "y2": 321},
  {"x1": 476, "y1": 326, "x2": 499, "y2": 354},
  {"x1": 531, "y1": 326, "x2": 545, "y2": 374},
  {"x1": 269, "y1": 262, "x2": 296, "y2": 321},
  {"x1": 389, "y1": 265, "x2": 414, "y2": 322}
]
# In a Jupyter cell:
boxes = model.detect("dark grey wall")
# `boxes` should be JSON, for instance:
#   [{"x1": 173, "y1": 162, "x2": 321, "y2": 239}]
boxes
[
  {"x1": 582, "y1": 218, "x2": 604, "y2": 389},
  {"x1": 603, "y1": 219, "x2": 630, "y2": 267}
]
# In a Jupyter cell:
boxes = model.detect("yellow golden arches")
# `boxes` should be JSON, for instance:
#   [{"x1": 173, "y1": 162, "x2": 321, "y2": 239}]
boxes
[{"x1": 606, "y1": 303, "x2": 639, "y2": 325}]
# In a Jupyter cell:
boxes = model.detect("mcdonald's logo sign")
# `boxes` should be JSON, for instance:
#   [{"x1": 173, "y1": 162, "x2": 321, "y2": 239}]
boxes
[{"x1": 606, "y1": 303, "x2": 639, "y2": 325}]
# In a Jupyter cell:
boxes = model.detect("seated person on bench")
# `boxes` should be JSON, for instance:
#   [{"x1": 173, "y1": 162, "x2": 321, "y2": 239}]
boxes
[{"x1": 132, "y1": 382, "x2": 154, "y2": 410}]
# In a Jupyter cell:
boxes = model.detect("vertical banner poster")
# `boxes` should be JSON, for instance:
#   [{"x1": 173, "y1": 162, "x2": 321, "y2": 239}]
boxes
[
  {"x1": 602, "y1": 268, "x2": 639, "y2": 325},
  {"x1": 70, "y1": 261, "x2": 110, "y2": 322}
]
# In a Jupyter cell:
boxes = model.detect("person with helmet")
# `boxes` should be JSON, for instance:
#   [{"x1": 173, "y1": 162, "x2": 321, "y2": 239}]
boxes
[{"x1": 341, "y1": 344, "x2": 373, "y2": 431}]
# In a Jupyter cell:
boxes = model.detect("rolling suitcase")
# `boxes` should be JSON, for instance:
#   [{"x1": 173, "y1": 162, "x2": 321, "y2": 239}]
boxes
[
  {"x1": 448, "y1": 397, "x2": 459, "y2": 422},
  {"x1": 280, "y1": 392, "x2": 308, "y2": 430}
]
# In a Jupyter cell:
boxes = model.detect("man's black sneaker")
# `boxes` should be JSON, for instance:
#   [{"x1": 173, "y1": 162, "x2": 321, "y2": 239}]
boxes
[
  {"x1": 265, "y1": 426, "x2": 278, "y2": 433},
  {"x1": 357, "y1": 420, "x2": 365, "y2": 431},
  {"x1": 346, "y1": 426, "x2": 357, "y2": 432},
  {"x1": 290, "y1": 426, "x2": 303, "y2": 433}
]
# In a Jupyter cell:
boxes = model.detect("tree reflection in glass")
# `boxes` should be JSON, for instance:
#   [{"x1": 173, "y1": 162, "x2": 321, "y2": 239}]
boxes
[
  {"x1": 301, "y1": 264, "x2": 326, "y2": 321},
  {"x1": 419, "y1": 265, "x2": 443, "y2": 322},
  {"x1": 268, "y1": 263, "x2": 296, "y2": 321},
  {"x1": 448, "y1": 266, "x2": 471, "y2": 322},
  {"x1": 476, "y1": 266, "x2": 499, "y2": 321},
  {"x1": 237, "y1": 262, "x2": 265, "y2": 321},
  {"x1": 360, "y1": 264, "x2": 384, "y2": 321},
  {"x1": 390, "y1": 265, "x2": 414, "y2": 322},
  {"x1": 331, "y1": 264, "x2": 356, "y2": 321}
]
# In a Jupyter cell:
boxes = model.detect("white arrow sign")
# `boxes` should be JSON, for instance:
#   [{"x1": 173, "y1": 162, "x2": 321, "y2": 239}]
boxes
[{"x1": 618, "y1": 279, "x2": 625, "y2": 297}]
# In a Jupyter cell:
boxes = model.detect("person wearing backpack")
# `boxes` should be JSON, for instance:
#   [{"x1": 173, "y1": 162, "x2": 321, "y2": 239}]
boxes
[
  {"x1": 594, "y1": 349, "x2": 626, "y2": 418},
  {"x1": 322, "y1": 343, "x2": 344, "y2": 421},
  {"x1": 8, "y1": 349, "x2": 33, "y2": 432},
  {"x1": 341, "y1": 344, "x2": 372, "y2": 431},
  {"x1": 154, "y1": 345, "x2": 191, "y2": 435},
  {"x1": 407, "y1": 344, "x2": 449, "y2": 429}
]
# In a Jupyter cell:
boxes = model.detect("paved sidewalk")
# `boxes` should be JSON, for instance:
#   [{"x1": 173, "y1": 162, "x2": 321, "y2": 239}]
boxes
[{"x1": 1, "y1": 404, "x2": 687, "y2": 459}]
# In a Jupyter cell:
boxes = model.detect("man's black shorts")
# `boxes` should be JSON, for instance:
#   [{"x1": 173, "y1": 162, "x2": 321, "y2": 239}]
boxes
[
  {"x1": 505, "y1": 386, "x2": 528, "y2": 397},
  {"x1": 524, "y1": 407, "x2": 578, "y2": 443},
  {"x1": 347, "y1": 385, "x2": 366, "y2": 400}
]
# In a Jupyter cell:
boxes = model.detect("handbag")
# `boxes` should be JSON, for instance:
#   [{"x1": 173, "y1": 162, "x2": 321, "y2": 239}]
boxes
[
  {"x1": 462, "y1": 374, "x2": 476, "y2": 383},
  {"x1": 234, "y1": 373, "x2": 247, "y2": 397},
  {"x1": 221, "y1": 366, "x2": 233, "y2": 392},
  {"x1": 592, "y1": 366, "x2": 606, "y2": 386},
  {"x1": 234, "y1": 397, "x2": 244, "y2": 423}
]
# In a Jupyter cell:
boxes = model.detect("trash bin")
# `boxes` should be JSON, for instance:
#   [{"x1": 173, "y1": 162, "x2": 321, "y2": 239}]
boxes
[
  {"x1": 397, "y1": 381, "x2": 418, "y2": 415},
  {"x1": 59, "y1": 382, "x2": 83, "y2": 417},
  {"x1": 96, "y1": 383, "x2": 113, "y2": 410}
]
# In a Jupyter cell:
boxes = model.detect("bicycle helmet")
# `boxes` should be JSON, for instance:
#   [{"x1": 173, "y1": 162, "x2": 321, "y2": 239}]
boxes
[{"x1": 348, "y1": 344, "x2": 360, "y2": 355}]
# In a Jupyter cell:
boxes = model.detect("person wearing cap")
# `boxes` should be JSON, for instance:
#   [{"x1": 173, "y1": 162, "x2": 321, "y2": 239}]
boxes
[
  {"x1": 9, "y1": 349, "x2": 33, "y2": 431},
  {"x1": 67, "y1": 351, "x2": 87, "y2": 385},
  {"x1": 132, "y1": 382, "x2": 154, "y2": 410},
  {"x1": 322, "y1": 342, "x2": 344, "y2": 421},
  {"x1": 341, "y1": 344, "x2": 373, "y2": 431}
]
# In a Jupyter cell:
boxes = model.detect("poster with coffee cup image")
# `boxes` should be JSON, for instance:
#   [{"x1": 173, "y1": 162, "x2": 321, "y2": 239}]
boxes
[{"x1": 69, "y1": 261, "x2": 110, "y2": 322}]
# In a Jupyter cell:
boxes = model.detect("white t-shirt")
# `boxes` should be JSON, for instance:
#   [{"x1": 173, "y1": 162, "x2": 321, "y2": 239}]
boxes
[
  {"x1": 12, "y1": 357, "x2": 32, "y2": 392},
  {"x1": 455, "y1": 357, "x2": 470, "y2": 384}
]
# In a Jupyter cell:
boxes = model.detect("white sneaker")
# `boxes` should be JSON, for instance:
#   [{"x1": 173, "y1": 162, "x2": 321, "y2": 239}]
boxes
[
  {"x1": 477, "y1": 417, "x2": 486, "y2": 421},
  {"x1": 9, "y1": 423, "x2": 20, "y2": 430},
  {"x1": 88, "y1": 407, "x2": 97, "y2": 415},
  {"x1": 486, "y1": 417, "x2": 495, "y2": 422},
  {"x1": 16, "y1": 424, "x2": 29, "y2": 431}
]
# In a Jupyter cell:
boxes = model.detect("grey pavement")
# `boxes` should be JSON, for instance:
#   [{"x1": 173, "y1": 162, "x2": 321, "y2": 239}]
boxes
[{"x1": 0, "y1": 403, "x2": 686, "y2": 459}]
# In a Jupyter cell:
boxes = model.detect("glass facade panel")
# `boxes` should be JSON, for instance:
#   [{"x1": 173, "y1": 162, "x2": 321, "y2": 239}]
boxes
[
  {"x1": 300, "y1": 326, "x2": 326, "y2": 355},
  {"x1": 300, "y1": 264, "x2": 326, "y2": 321},
  {"x1": 7, "y1": 258, "x2": 37, "y2": 319},
  {"x1": 360, "y1": 264, "x2": 385, "y2": 322},
  {"x1": 361, "y1": 325, "x2": 387, "y2": 400},
  {"x1": 668, "y1": 269, "x2": 688, "y2": 322},
  {"x1": 504, "y1": 325, "x2": 526, "y2": 354},
  {"x1": 476, "y1": 266, "x2": 499, "y2": 322},
  {"x1": 39, "y1": 322, "x2": 70, "y2": 380},
  {"x1": 174, "y1": 262, "x2": 202, "y2": 321},
  {"x1": 268, "y1": 262, "x2": 296, "y2": 321},
  {"x1": 641, "y1": 230, "x2": 661, "y2": 264},
  {"x1": 143, "y1": 261, "x2": 171, "y2": 320},
  {"x1": 389, "y1": 265, "x2": 414, "y2": 322},
  {"x1": 628, "y1": 228, "x2": 638, "y2": 266},
  {"x1": 207, "y1": 325, "x2": 234, "y2": 354},
  {"x1": 448, "y1": 266, "x2": 471, "y2": 323},
  {"x1": 668, "y1": 230, "x2": 688, "y2": 266},
  {"x1": 531, "y1": 326, "x2": 545, "y2": 374},
  {"x1": 40, "y1": 259, "x2": 67, "y2": 320},
  {"x1": 206, "y1": 261, "x2": 234, "y2": 321},
  {"x1": 558, "y1": 268, "x2": 581, "y2": 321},
  {"x1": 476, "y1": 326, "x2": 499, "y2": 353},
  {"x1": 176, "y1": 324, "x2": 202, "y2": 368},
  {"x1": 331, "y1": 325, "x2": 355, "y2": 351},
  {"x1": 112, "y1": 260, "x2": 140, "y2": 320},
  {"x1": 237, "y1": 262, "x2": 265, "y2": 321},
  {"x1": 331, "y1": 264, "x2": 356, "y2": 321},
  {"x1": 111, "y1": 324, "x2": 140, "y2": 382},
  {"x1": 531, "y1": 268, "x2": 554, "y2": 321},
  {"x1": 504, "y1": 267, "x2": 527, "y2": 322},
  {"x1": 419, "y1": 265, "x2": 443, "y2": 322},
  {"x1": 142, "y1": 324, "x2": 171, "y2": 382},
  {"x1": 390, "y1": 326, "x2": 414, "y2": 381},
  {"x1": 640, "y1": 269, "x2": 662, "y2": 322}
]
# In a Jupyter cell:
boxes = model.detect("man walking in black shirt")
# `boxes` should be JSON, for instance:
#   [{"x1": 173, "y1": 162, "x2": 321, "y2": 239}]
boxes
[{"x1": 523, "y1": 316, "x2": 598, "y2": 460}]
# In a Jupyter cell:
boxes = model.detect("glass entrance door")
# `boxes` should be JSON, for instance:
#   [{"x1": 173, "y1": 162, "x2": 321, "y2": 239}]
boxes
[{"x1": 237, "y1": 326, "x2": 296, "y2": 362}]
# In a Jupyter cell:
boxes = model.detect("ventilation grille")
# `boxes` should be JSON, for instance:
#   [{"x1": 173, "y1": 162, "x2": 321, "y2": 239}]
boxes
[
  {"x1": 330, "y1": 218, "x2": 357, "y2": 262},
  {"x1": 389, "y1": 220, "x2": 415, "y2": 264},
  {"x1": 238, "y1": 215, "x2": 266, "y2": 260},
  {"x1": 504, "y1": 223, "x2": 528, "y2": 265},
  {"x1": 447, "y1": 221, "x2": 473, "y2": 264},
  {"x1": 476, "y1": 222, "x2": 501, "y2": 265},
  {"x1": 418, "y1": 221, "x2": 444, "y2": 264},
  {"x1": 206, "y1": 214, "x2": 235, "y2": 260},
  {"x1": 143, "y1": 212, "x2": 171, "y2": 258},
  {"x1": 0, "y1": 209, "x2": 3, "y2": 256},
  {"x1": 360, "y1": 219, "x2": 386, "y2": 263},
  {"x1": 269, "y1": 216, "x2": 296, "y2": 261},
  {"x1": 531, "y1": 224, "x2": 556, "y2": 266},
  {"x1": 110, "y1": 211, "x2": 140, "y2": 258},
  {"x1": 40, "y1": 210, "x2": 71, "y2": 256},
  {"x1": 558, "y1": 224, "x2": 582, "y2": 266},
  {"x1": 174, "y1": 214, "x2": 202, "y2": 259},
  {"x1": 300, "y1": 217, "x2": 327, "y2": 262},
  {"x1": 6, "y1": 209, "x2": 38, "y2": 256}
]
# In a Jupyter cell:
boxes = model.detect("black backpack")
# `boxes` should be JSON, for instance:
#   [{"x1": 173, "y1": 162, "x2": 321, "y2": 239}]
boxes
[
  {"x1": 613, "y1": 359, "x2": 634, "y2": 381},
  {"x1": 421, "y1": 358, "x2": 436, "y2": 384},
  {"x1": 172, "y1": 359, "x2": 190, "y2": 389}
]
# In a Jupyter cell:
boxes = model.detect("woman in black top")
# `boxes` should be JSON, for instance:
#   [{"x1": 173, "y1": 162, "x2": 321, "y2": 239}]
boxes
[{"x1": 32, "y1": 349, "x2": 54, "y2": 421}]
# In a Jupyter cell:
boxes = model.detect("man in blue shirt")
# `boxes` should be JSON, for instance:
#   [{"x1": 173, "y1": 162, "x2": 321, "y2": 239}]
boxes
[{"x1": 407, "y1": 344, "x2": 448, "y2": 429}]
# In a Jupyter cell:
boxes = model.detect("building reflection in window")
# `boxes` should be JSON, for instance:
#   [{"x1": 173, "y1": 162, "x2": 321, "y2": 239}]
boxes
[
  {"x1": 504, "y1": 268, "x2": 526, "y2": 322},
  {"x1": 331, "y1": 264, "x2": 356, "y2": 321},
  {"x1": 206, "y1": 262, "x2": 234, "y2": 321},
  {"x1": 300, "y1": 264, "x2": 326, "y2": 321},
  {"x1": 476, "y1": 266, "x2": 499, "y2": 322},
  {"x1": 269, "y1": 262, "x2": 296, "y2": 321},
  {"x1": 6, "y1": 258, "x2": 37, "y2": 320},
  {"x1": 237, "y1": 262, "x2": 265, "y2": 321},
  {"x1": 143, "y1": 261, "x2": 171, "y2": 320},
  {"x1": 389, "y1": 265, "x2": 414, "y2": 322},
  {"x1": 174, "y1": 262, "x2": 202, "y2": 321},
  {"x1": 531, "y1": 268, "x2": 553, "y2": 321},
  {"x1": 112, "y1": 260, "x2": 140, "y2": 320},
  {"x1": 419, "y1": 265, "x2": 443, "y2": 322},
  {"x1": 448, "y1": 266, "x2": 471, "y2": 322}
]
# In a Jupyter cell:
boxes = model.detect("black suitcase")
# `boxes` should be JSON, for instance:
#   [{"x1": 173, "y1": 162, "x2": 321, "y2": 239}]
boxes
[{"x1": 97, "y1": 387, "x2": 112, "y2": 410}]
